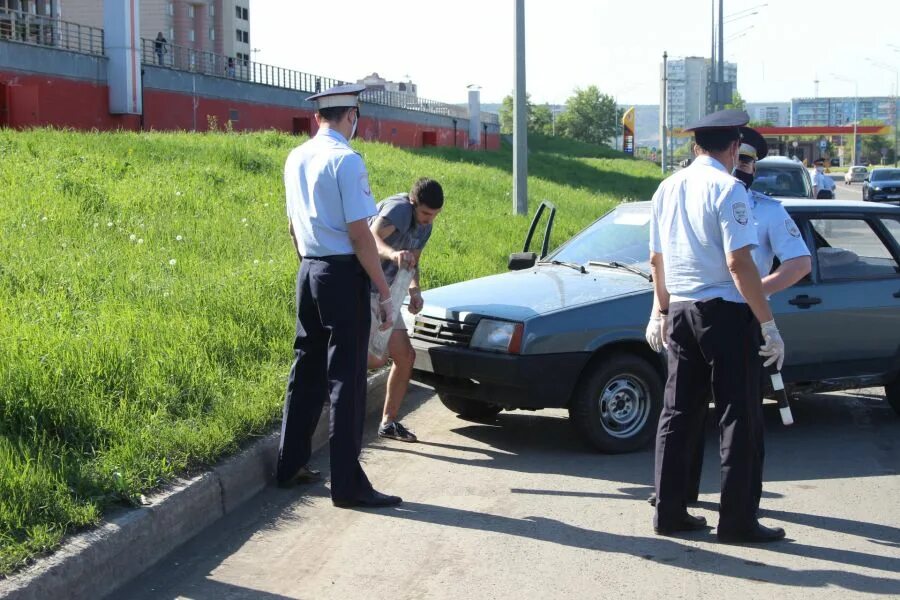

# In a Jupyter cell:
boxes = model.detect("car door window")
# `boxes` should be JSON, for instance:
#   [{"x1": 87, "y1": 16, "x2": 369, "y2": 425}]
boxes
[
  {"x1": 882, "y1": 217, "x2": 900, "y2": 249},
  {"x1": 809, "y1": 218, "x2": 900, "y2": 281}
]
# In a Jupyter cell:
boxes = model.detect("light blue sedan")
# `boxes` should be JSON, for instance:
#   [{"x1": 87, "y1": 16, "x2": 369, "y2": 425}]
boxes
[{"x1": 407, "y1": 200, "x2": 900, "y2": 453}]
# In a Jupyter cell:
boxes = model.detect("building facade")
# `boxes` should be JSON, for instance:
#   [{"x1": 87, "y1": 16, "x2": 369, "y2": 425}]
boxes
[
  {"x1": 663, "y1": 56, "x2": 737, "y2": 130},
  {"x1": 745, "y1": 102, "x2": 790, "y2": 126},
  {"x1": 791, "y1": 96, "x2": 898, "y2": 127},
  {"x1": 57, "y1": 0, "x2": 250, "y2": 66},
  {"x1": 358, "y1": 72, "x2": 418, "y2": 97}
]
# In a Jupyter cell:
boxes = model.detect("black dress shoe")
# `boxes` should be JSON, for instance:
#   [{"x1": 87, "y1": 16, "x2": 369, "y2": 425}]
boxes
[
  {"x1": 654, "y1": 513, "x2": 708, "y2": 535},
  {"x1": 332, "y1": 490, "x2": 402, "y2": 509},
  {"x1": 718, "y1": 522, "x2": 786, "y2": 544},
  {"x1": 276, "y1": 465, "x2": 322, "y2": 488}
]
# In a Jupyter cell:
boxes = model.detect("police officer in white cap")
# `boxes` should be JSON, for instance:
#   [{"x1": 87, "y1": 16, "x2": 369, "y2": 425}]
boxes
[
  {"x1": 648, "y1": 126, "x2": 812, "y2": 514},
  {"x1": 647, "y1": 109, "x2": 787, "y2": 543},
  {"x1": 277, "y1": 83, "x2": 401, "y2": 508}
]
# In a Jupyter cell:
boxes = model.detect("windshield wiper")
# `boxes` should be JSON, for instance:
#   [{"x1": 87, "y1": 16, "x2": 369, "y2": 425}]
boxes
[
  {"x1": 538, "y1": 260, "x2": 586, "y2": 274},
  {"x1": 588, "y1": 261, "x2": 652, "y2": 282}
]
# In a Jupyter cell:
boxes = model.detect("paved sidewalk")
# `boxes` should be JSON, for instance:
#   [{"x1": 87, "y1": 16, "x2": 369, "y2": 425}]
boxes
[{"x1": 113, "y1": 386, "x2": 900, "y2": 600}]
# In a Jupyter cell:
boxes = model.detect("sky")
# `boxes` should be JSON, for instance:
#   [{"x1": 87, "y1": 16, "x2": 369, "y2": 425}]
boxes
[{"x1": 251, "y1": 0, "x2": 900, "y2": 108}]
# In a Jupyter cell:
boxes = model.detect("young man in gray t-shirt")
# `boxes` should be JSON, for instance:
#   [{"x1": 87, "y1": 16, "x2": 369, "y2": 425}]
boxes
[{"x1": 367, "y1": 178, "x2": 443, "y2": 442}]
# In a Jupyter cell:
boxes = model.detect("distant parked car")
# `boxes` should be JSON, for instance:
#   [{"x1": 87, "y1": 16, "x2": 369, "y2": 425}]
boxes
[
  {"x1": 862, "y1": 168, "x2": 900, "y2": 204},
  {"x1": 407, "y1": 200, "x2": 900, "y2": 453},
  {"x1": 751, "y1": 156, "x2": 814, "y2": 198},
  {"x1": 845, "y1": 166, "x2": 869, "y2": 185}
]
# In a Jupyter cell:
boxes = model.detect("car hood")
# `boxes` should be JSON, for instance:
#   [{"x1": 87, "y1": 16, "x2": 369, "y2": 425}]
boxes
[{"x1": 419, "y1": 265, "x2": 651, "y2": 322}]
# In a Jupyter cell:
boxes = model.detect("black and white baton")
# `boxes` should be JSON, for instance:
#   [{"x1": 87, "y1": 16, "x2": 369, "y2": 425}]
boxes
[{"x1": 767, "y1": 364, "x2": 794, "y2": 426}]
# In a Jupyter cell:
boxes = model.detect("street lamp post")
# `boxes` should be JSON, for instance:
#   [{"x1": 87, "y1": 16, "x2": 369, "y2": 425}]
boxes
[{"x1": 832, "y1": 73, "x2": 859, "y2": 166}]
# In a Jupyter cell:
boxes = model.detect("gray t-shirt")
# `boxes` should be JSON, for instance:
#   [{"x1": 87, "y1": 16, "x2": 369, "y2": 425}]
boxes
[{"x1": 370, "y1": 193, "x2": 432, "y2": 284}]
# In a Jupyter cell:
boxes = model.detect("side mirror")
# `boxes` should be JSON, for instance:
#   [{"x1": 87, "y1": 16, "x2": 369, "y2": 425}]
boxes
[{"x1": 508, "y1": 252, "x2": 537, "y2": 271}]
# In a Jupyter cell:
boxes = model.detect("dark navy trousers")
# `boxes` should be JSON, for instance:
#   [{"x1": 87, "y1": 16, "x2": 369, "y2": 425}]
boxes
[
  {"x1": 654, "y1": 298, "x2": 763, "y2": 533},
  {"x1": 276, "y1": 256, "x2": 374, "y2": 502}
]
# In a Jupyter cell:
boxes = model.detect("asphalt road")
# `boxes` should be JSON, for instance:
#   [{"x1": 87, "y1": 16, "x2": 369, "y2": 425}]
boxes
[{"x1": 113, "y1": 384, "x2": 900, "y2": 600}]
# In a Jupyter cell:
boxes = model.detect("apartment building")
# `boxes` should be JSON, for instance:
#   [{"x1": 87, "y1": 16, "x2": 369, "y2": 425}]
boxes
[
  {"x1": 59, "y1": 0, "x2": 250, "y2": 66},
  {"x1": 791, "y1": 96, "x2": 897, "y2": 127},
  {"x1": 663, "y1": 56, "x2": 737, "y2": 130}
]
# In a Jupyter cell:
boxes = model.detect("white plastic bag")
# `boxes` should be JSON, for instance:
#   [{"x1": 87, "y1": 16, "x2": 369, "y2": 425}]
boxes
[{"x1": 368, "y1": 267, "x2": 415, "y2": 359}]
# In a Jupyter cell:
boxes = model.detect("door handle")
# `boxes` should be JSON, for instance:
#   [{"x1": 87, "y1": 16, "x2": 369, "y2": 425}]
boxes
[{"x1": 789, "y1": 294, "x2": 822, "y2": 308}]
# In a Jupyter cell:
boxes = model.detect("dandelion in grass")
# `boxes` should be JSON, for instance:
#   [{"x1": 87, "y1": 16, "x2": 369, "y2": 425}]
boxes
[
  {"x1": 253, "y1": 259, "x2": 260, "y2": 265},
  {"x1": 176, "y1": 191, "x2": 183, "y2": 197},
  {"x1": 129, "y1": 234, "x2": 137, "y2": 242},
  {"x1": 138, "y1": 238, "x2": 144, "y2": 244},
  {"x1": 176, "y1": 235, "x2": 183, "y2": 242},
  {"x1": 21, "y1": 223, "x2": 26, "y2": 228},
  {"x1": 169, "y1": 259, "x2": 176, "y2": 266},
  {"x1": 107, "y1": 221, "x2": 113, "y2": 227},
  {"x1": 241, "y1": 218, "x2": 248, "y2": 223},
  {"x1": 41, "y1": 216, "x2": 48, "y2": 222}
]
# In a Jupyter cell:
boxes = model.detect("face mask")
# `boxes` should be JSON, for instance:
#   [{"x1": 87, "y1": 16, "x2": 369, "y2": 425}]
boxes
[
  {"x1": 349, "y1": 112, "x2": 358, "y2": 140},
  {"x1": 733, "y1": 168, "x2": 754, "y2": 188},
  {"x1": 816, "y1": 166, "x2": 824, "y2": 173}
]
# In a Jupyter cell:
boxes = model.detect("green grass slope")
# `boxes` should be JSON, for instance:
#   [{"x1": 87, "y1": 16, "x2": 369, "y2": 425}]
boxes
[{"x1": 0, "y1": 128, "x2": 661, "y2": 575}]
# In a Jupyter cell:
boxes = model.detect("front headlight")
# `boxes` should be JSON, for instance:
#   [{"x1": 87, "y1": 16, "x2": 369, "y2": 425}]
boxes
[{"x1": 470, "y1": 319, "x2": 524, "y2": 354}]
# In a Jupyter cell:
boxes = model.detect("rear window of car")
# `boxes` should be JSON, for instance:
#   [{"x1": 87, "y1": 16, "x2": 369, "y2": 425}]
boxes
[
  {"x1": 752, "y1": 165, "x2": 812, "y2": 198},
  {"x1": 852, "y1": 167, "x2": 867, "y2": 173}
]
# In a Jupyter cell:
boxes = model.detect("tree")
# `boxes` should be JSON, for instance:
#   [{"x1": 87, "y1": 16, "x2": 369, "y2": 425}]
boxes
[
  {"x1": 530, "y1": 104, "x2": 554, "y2": 136},
  {"x1": 726, "y1": 90, "x2": 746, "y2": 111},
  {"x1": 499, "y1": 92, "x2": 533, "y2": 135},
  {"x1": 499, "y1": 94, "x2": 556, "y2": 135},
  {"x1": 748, "y1": 120, "x2": 775, "y2": 128},
  {"x1": 556, "y1": 86, "x2": 618, "y2": 146}
]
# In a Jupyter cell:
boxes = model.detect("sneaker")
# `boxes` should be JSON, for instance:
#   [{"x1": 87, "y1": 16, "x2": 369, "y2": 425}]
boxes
[{"x1": 378, "y1": 421, "x2": 418, "y2": 442}]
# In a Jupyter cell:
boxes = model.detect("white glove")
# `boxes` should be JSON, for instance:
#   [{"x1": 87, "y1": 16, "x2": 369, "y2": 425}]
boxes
[
  {"x1": 645, "y1": 314, "x2": 666, "y2": 353},
  {"x1": 377, "y1": 297, "x2": 394, "y2": 332},
  {"x1": 759, "y1": 320, "x2": 785, "y2": 371}
]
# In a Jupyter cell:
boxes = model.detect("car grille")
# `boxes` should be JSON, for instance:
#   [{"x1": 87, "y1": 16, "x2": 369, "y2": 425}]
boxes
[{"x1": 412, "y1": 315, "x2": 478, "y2": 347}]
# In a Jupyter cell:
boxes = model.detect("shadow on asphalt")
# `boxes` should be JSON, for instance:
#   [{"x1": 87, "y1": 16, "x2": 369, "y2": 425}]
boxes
[
  {"x1": 109, "y1": 384, "x2": 899, "y2": 598},
  {"x1": 373, "y1": 388, "x2": 898, "y2": 490},
  {"x1": 378, "y1": 501, "x2": 900, "y2": 594}
]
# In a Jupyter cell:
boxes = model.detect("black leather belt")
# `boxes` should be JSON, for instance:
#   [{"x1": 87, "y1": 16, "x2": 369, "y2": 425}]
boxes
[{"x1": 304, "y1": 254, "x2": 356, "y2": 262}]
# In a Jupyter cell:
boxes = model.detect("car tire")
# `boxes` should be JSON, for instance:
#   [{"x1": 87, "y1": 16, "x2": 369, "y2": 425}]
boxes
[
  {"x1": 569, "y1": 354, "x2": 663, "y2": 454},
  {"x1": 438, "y1": 393, "x2": 502, "y2": 420},
  {"x1": 886, "y1": 379, "x2": 900, "y2": 416}
]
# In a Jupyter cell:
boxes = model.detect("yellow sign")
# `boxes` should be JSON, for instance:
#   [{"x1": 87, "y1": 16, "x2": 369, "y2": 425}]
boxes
[
  {"x1": 622, "y1": 107, "x2": 635, "y2": 129},
  {"x1": 622, "y1": 107, "x2": 635, "y2": 156}
]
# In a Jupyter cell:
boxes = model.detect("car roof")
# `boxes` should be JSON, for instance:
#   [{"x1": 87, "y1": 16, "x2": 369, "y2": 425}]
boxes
[
  {"x1": 625, "y1": 199, "x2": 899, "y2": 213},
  {"x1": 757, "y1": 156, "x2": 803, "y2": 166}
]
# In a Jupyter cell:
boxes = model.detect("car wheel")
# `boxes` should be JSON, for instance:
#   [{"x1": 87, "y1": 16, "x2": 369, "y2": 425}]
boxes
[
  {"x1": 886, "y1": 378, "x2": 900, "y2": 416},
  {"x1": 569, "y1": 354, "x2": 663, "y2": 453},
  {"x1": 438, "y1": 393, "x2": 502, "y2": 420}
]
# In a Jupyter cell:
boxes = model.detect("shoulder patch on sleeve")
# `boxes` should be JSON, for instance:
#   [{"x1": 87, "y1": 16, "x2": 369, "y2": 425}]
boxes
[
  {"x1": 732, "y1": 201, "x2": 749, "y2": 226},
  {"x1": 359, "y1": 172, "x2": 371, "y2": 197},
  {"x1": 785, "y1": 218, "x2": 801, "y2": 238}
]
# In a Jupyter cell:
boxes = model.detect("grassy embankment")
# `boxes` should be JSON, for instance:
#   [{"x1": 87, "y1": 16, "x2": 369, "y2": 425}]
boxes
[{"x1": 0, "y1": 129, "x2": 662, "y2": 575}]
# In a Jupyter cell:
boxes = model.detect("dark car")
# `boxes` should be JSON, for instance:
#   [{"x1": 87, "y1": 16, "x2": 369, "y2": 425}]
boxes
[
  {"x1": 405, "y1": 200, "x2": 900, "y2": 453},
  {"x1": 863, "y1": 168, "x2": 900, "y2": 204}
]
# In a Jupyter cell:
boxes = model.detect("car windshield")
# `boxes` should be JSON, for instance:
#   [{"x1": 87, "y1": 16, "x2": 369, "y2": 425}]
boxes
[
  {"x1": 871, "y1": 169, "x2": 900, "y2": 181},
  {"x1": 751, "y1": 165, "x2": 812, "y2": 198},
  {"x1": 852, "y1": 167, "x2": 867, "y2": 173},
  {"x1": 548, "y1": 203, "x2": 651, "y2": 269}
]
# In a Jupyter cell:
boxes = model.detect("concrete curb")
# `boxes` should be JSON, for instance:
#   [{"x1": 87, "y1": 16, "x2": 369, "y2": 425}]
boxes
[{"x1": 0, "y1": 369, "x2": 390, "y2": 600}]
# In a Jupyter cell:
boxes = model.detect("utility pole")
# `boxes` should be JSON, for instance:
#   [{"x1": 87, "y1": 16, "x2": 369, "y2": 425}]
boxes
[
  {"x1": 717, "y1": 0, "x2": 724, "y2": 110},
  {"x1": 513, "y1": 0, "x2": 528, "y2": 216},
  {"x1": 661, "y1": 51, "x2": 668, "y2": 175}
]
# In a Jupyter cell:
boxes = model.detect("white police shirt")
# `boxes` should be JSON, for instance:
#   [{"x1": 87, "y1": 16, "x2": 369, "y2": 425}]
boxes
[
  {"x1": 284, "y1": 128, "x2": 377, "y2": 257},
  {"x1": 749, "y1": 190, "x2": 811, "y2": 279},
  {"x1": 650, "y1": 155, "x2": 758, "y2": 303},
  {"x1": 813, "y1": 169, "x2": 835, "y2": 192}
]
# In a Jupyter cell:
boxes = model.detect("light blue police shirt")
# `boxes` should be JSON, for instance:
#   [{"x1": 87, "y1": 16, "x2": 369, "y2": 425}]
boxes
[
  {"x1": 649, "y1": 155, "x2": 758, "y2": 303},
  {"x1": 284, "y1": 128, "x2": 377, "y2": 257},
  {"x1": 749, "y1": 190, "x2": 811, "y2": 279}
]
